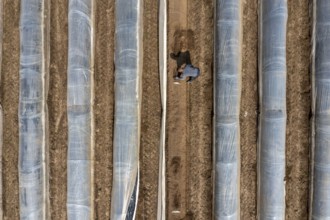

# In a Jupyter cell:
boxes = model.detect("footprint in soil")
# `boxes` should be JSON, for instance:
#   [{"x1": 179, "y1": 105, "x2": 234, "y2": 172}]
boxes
[
  {"x1": 171, "y1": 156, "x2": 181, "y2": 174},
  {"x1": 186, "y1": 210, "x2": 194, "y2": 220},
  {"x1": 173, "y1": 188, "x2": 181, "y2": 210}
]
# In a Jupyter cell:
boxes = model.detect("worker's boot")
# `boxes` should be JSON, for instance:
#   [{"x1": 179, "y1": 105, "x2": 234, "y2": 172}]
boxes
[{"x1": 186, "y1": 77, "x2": 192, "y2": 83}]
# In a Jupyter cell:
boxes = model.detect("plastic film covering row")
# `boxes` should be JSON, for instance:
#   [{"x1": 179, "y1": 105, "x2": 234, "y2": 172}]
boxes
[
  {"x1": 310, "y1": 1, "x2": 330, "y2": 219},
  {"x1": 110, "y1": 0, "x2": 143, "y2": 219},
  {"x1": 19, "y1": 0, "x2": 50, "y2": 219},
  {"x1": 67, "y1": 0, "x2": 94, "y2": 219},
  {"x1": 214, "y1": 0, "x2": 242, "y2": 219},
  {"x1": 157, "y1": 0, "x2": 167, "y2": 219},
  {"x1": 258, "y1": 1, "x2": 287, "y2": 219}
]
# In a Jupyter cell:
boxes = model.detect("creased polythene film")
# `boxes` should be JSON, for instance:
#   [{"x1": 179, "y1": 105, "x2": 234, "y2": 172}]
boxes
[
  {"x1": 214, "y1": 0, "x2": 242, "y2": 219},
  {"x1": 258, "y1": 1, "x2": 287, "y2": 219},
  {"x1": 310, "y1": 1, "x2": 330, "y2": 219},
  {"x1": 19, "y1": 0, "x2": 50, "y2": 219},
  {"x1": 67, "y1": 0, "x2": 94, "y2": 219},
  {"x1": 110, "y1": 0, "x2": 143, "y2": 219}
]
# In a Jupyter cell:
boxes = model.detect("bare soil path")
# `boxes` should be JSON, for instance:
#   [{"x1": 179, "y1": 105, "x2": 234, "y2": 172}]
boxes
[
  {"x1": 186, "y1": 0, "x2": 213, "y2": 219},
  {"x1": 93, "y1": 0, "x2": 115, "y2": 219},
  {"x1": 2, "y1": 1, "x2": 20, "y2": 219},
  {"x1": 136, "y1": 0, "x2": 161, "y2": 219},
  {"x1": 48, "y1": 0, "x2": 68, "y2": 219},
  {"x1": 166, "y1": 0, "x2": 189, "y2": 219},
  {"x1": 166, "y1": 0, "x2": 214, "y2": 219},
  {"x1": 285, "y1": 0, "x2": 311, "y2": 219},
  {"x1": 240, "y1": 0, "x2": 258, "y2": 219}
]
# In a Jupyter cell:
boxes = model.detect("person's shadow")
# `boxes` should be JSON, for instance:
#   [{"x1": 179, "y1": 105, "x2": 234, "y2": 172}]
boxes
[{"x1": 172, "y1": 29, "x2": 194, "y2": 54}]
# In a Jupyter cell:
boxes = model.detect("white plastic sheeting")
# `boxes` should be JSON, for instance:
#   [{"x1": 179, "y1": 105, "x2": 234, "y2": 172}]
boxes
[
  {"x1": 67, "y1": 0, "x2": 94, "y2": 219},
  {"x1": 214, "y1": 0, "x2": 242, "y2": 219},
  {"x1": 19, "y1": 0, "x2": 50, "y2": 219},
  {"x1": 258, "y1": 1, "x2": 287, "y2": 219},
  {"x1": 310, "y1": 1, "x2": 330, "y2": 219},
  {"x1": 110, "y1": 0, "x2": 143, "y2": 219},
  {"x1": 157, "y1": 0, "x2": 166, "y2": 219}
]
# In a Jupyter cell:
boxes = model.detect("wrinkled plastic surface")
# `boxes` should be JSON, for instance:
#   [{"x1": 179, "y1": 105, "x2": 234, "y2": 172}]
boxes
[
  {"x1": 19, "y1": 0, "x2": 49, "y2": 219},
  {"x1": 258, "y1": 1, "x2": 287, "y2": 219},
  {"x1": 311, "y1": 1, "x2": 330, "y2": 219},
  {"x1": 214, "y1": 1, "x2": 242, "y2": 219},
  {"x1": 110, "y1": 0, "x2": 143, "y2": 219},
  {"x1": 67, "y1": 0, "x2": 94, "y2": 219}
]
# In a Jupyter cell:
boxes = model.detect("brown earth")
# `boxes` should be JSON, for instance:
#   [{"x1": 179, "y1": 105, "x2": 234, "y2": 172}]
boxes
[
  {"x1": 137, "y1": 0, "x2": 161, "y2": 219},
  {"x1": 186, "y1": 0, "x2": 213, "y2": 219},
  {"x1": 0, "y1": 0, "x2": 312, "y2": 219},
  {"x1": 93, "y1": 0, "x2": 115, "y2": 219},
  {"x1": 240, "y1": 0, "x2": 259, "y2": 219},
  {"x1": 166, "y1": 0, "x2": 189, "y2": 219},
  {"x1": 2, "y1": 0, "x2": 20, "y2": 219},
  {"x1": 285, "y1": 0, "x2": 311, "y2": 219},
  {"x1": 48, "y1": 0, "x2": 68, "y2": 219}
]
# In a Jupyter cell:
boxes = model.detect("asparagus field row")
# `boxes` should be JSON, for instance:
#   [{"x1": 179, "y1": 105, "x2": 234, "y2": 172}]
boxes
[
  {"x1": 110, "y1": 1, "x2": 143, "y2": 219},
  {"x1": 67, "y1": 0, "x2": 94, "y2": 219},
  {"x1": 214, "y1": 0, "x2": 242, "y2": 219},
  {"x1": 19, "y1": 0, "x2": 50, "y2": 219},
  {"x1": 258, "y1": 1, "x2": 287, "y2": 219}
]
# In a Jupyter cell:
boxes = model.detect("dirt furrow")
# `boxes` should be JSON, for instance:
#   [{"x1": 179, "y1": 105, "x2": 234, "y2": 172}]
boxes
[
  {"x1": 166, "y1": 0, "x2": 189, "y2": 219},
  {"x1": 93, "y1": 0, "x2": 115, "y2": 219},
  {"x1": 136, "y1": 0, "x2": 161, "y2": 219},
  {"x1": 240, "y1": 0, "x2": 258, "y2": 219},
  {"x1": 285, "y1": 0, "x2": 311, "y2": 219},
  {"x1": 48, "y1": 0, "x2": 68, "y2": 219},
  {"x1": 1, "y1": 1, "x2": 20, "y2": 219},
  {"x1": 186, "y1": 0, "x2": 213, "y2": 219}
]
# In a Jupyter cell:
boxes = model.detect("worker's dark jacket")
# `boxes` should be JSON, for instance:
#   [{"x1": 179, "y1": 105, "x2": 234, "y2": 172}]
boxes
[{"x1": 171, "y1": 51, "x2": 192, "y2": 68}]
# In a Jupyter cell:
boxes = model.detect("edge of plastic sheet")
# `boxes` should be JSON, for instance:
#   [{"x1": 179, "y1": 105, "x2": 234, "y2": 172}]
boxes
[
  {"x1": 309, "y1": 1, "x2": 315, "y2": 219},
  {"x1": 309, "y1": 0, "x2": 330, "y2": 219},
  {"x1": 157, "y1": 0, "x2": 167, "y2": 219}
]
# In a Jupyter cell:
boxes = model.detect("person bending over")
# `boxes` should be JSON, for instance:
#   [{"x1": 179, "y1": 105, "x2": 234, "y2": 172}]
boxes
[{"x1": 170, "y1": 50, "x2": 200, "y2": 83}]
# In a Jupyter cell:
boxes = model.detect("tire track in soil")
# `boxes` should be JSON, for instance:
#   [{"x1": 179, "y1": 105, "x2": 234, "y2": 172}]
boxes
[
  {"x1": 136, "y1": 0, "x2": 161, "y2": 219},
  {"x1": 48, "y1": 0, "x2": 68, "y2": 219},
  {"x1": 285, "y1": 1, "x2": 310, "y2": 219},
  {"x1": 166, "y1": 0, "x2": 189, "y2": 219},
  {"x1": 1, "y1": 1, "x2": 20, "y2": 219},
  {"x1": 94, "y1": 0, "x2": 115, "y2": 219},
  {"x1": 186, "y1": 0, "x2": 213, "y2": 219},
  {"x1": 240, "y1": 0, "x2": 258, "y2": 219}
]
